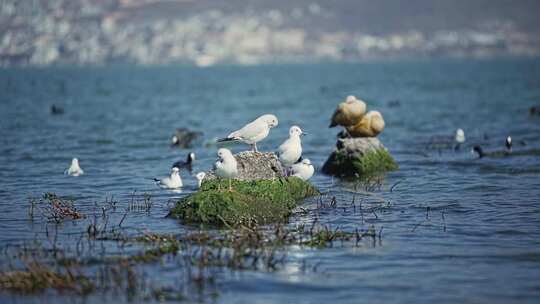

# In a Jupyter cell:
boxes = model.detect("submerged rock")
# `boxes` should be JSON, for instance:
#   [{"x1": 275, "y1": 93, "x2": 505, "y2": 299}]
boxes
[
  {"x1": 322, "y1": 136, "x2": 398, "y2": 177},
  {"x1": 168, "y1": 177, "x2": 319, "y2": 225},
  {"x1": 205, "y1": 151, "x2": 284, "y2": 181}
]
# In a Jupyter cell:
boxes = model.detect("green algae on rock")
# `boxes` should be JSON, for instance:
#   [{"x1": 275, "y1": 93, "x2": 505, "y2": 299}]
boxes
[
  {"x1": 322, "y1": 137, "x2": 398, "y2": 177},
  {"x1": 168, "y1": 177, "x2": 319, "y2": 226}
]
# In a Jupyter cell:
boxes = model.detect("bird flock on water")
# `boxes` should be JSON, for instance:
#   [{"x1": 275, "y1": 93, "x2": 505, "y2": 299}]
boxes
[{"x1": 63, "y1": 95, "x2": 520, "y2": 191}]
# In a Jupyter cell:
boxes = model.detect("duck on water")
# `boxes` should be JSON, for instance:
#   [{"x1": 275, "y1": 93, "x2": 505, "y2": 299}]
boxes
[{"x1": 472, "y1": 136, "x2": 512, "y2": 158}]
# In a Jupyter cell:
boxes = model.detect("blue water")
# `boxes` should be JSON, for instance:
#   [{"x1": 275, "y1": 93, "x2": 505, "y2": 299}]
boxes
[{"x1": 1, "y1": 59, "x2": 540, "y2": 303}]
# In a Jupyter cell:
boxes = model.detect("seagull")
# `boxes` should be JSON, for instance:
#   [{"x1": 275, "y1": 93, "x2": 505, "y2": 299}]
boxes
[
  {"x1": 217, "y1": 114, "x2": 278, "y2": 152},
  {"x1": 454, "y1": 128, "x2": 466, "y2": 150},
  {"x1": 195, "y1": 172, "x2": 206, "y2": 188},
  {"x1": 455, "y1": 129, "x2": 465, "y2": 144},
  {"x1": 172, "y1": 152, "x2": 195, "y2": 172},
  {"x1": 214, "y1": 148, "x2": 238, "y2": 191},
  {"x1": 346, "y1": 110, "x2": 385, "y2": 137},
  {"x1": 277, "y1": 125, "x2": 305, "y2": 169},
  {"x1": 154, "y1": 167, "x2": 183, "y2": 189},
  {"x1": 329, "y1": 95, "x2": 367, "y2": 128},
  {"x1": 65, "y1": 158, "x2": 84, "y2": 176},
  {"x1": 291, "y1": 159, "x2": 314, "y2": 181}
]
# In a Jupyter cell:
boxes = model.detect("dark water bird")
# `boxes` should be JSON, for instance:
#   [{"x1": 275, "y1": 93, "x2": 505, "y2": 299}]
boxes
[
  {"x1": 472, "y1": 137, "x2": 512, "y2": 158},
  {"x1": 530, "y1": 106, "x2": 540, "y2": 116},
  {"x1": 172, "y1": 152, "x2": 195, "y2": 172},
  {"x1": 50, "y1": 104, "x2": 64, "y2": 115},
  {"x1": 505, "y1": 136, "x2": 512, "y2": 152},
  {"x1": 171, "y1": 128, "x2": 203, "y2": 148},
  {"x1": 387, "y1": 99, "x2": 401, "y2": 108}
]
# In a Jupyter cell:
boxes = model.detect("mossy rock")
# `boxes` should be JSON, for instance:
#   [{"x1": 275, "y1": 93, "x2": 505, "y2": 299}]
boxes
[
  {"x1": 168, "y1": 177, "x2": 319, "y2": 226},
  {"x1": 322, "y1": 143, "x2": 398, "y2": 178}
]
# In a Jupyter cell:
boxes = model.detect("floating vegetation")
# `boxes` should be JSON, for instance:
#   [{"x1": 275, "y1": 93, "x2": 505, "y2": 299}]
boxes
[{"x1": 29, "y1": 193, "x2": 85, "y2": 223}]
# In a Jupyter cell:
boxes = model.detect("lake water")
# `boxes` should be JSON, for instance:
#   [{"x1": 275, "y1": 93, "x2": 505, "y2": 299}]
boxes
[{"x1": 1, "y1": 59, "x2": 540, "y2": 303}]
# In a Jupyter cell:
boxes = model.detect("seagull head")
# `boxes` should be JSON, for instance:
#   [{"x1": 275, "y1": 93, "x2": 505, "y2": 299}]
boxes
[
  {"x1": 217, "y1": 148, "x2": 233, "y2": 160},
  {"x1": 260, "y1": 114, "x2": 278, "y2": 128},
  {"x1": 72, "y1": 158, "x2": 79, "y2": 166},
  {"x1": 188, "y1": 152, "x2": 196, "y2": 162},
  {"x1": 455, "y1": 129, "x2": 465, "y2": 143},
  {"x1": 289, "y1": 125, "x2": 305, "y2": 137},
  {"x1": 345, "y1": 95, "x2": 356, "y2": 103},
  {"x1": 171, "y1": 135, "x2": 179, "y2": 145},
  {"x1": 302, "y1": 158, "x2": 312, "y2": 165}
]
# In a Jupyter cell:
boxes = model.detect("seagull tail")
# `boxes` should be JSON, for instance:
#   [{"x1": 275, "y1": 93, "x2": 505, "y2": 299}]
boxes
[{"x1": 217, "y1": 137, "x2": 240, "y2": 143}]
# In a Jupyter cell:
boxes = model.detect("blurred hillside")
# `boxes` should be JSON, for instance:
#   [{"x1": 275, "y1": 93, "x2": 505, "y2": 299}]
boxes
[{"x1": 1, "y1": 0, "x2": 540, "y2": 66}]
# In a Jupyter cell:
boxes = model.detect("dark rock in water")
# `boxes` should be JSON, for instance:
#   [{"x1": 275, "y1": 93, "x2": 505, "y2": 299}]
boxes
[
  {"x1": 205, "y1": 151, "x2": 284, "y2": 181},
  {"x1": 530, "y1": 106, "x2": 540, "y2": 116},
  {"x1": 50, "y1": 104, "x2": 64, "y2": 115},
  {"x1": 171, "y1": 127, "x2": 203, "y2": 148},
  {"x1": 322, "y1": 137, "x2": 398, "y2": 177}
]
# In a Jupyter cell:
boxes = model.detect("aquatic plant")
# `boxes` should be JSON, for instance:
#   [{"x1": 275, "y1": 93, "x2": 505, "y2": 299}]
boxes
[{"x1": 168, "y1": 177, "x2": 319, "y2": 225}]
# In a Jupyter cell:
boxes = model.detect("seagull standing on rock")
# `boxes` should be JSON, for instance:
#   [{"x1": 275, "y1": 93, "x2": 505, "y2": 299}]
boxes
[
  {"x1": 214, "y1": 148, "x2": 238, "y2": 191},
  {"x1": 291, "y1": 159, "x2": 314, "y2": 181},
  {"x1": 218, "y1": 114, "x2": 278, "y2": 152},
  {"x1": 154, "y1": 167, "x2": 183, "y2": 189},
  {"x1": 65, "y1": 158, "x2": 84, "y2": 176},
  {"x1": 277, "y1": 126, "x2": 305, "y2": 170}
]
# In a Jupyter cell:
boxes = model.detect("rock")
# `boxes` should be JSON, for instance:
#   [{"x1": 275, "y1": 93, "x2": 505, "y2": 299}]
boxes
[
  {"x1": 168, "y1": 151, "x2": 318, "y2": 225},
  {"x1": 168, "y1": 177, "x2": 319, "y2": 226},
  {"x1": 322, "y1": 136, "x2": 398, "y2": 177},
  {"x1": 205, "y1": 151, "x2": 284, "y2": 181}
]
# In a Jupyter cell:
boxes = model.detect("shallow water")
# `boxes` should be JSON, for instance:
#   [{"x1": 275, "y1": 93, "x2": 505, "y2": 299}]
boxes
[{"x1": 1, "y1": 59, "x2": 540, "y2": 303}]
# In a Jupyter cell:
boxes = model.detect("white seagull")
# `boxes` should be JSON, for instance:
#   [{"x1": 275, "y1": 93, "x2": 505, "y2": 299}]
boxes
[
  {"x1": 154, "y1": 167, "x2": 183, "y2": 189},
  {"x1": 195, "y1": 172, "x2": 206, "y2": 188},
  {"x1": 291, "y1": 159, "x2": 314, "y2": 181},
  {"x1": 277, "y1": 125, "x2": 305, "y2": 168},
  {"x1": 455, "y1": 129, "x2": 465, "y2": 144},
  {"x1": 214, "y1": 148, "x2": 238, "y2": 191},
  {"x1": 218, "y1": 114, "x2": 278, "y2": 152},
  {"x1": 65, "y1": 158, "x2": 84, "y2": 176}
]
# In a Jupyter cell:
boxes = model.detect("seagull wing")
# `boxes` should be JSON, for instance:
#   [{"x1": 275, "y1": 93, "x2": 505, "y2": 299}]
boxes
[{"x1": 228, "y1": 119, "x2": 266, "y2": 141}]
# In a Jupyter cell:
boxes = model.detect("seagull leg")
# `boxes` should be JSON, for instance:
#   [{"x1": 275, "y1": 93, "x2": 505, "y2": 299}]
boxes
[
  {"x1": 253, "y1": 143, "x2": 258, "y2": 153},
  {"x1": 228, "y1": 179, "x2": 233, "y2": 192}
]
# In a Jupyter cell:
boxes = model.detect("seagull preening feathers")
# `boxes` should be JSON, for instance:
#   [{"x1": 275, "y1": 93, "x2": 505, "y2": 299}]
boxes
[{"x1": 218, "y1": 114, "x2": 278, "y2": 152}]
